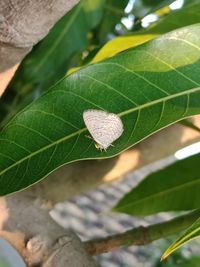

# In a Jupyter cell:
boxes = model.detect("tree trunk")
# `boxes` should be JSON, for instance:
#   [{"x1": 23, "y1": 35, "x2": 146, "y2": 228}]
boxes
[
  {"x1": 0, "y1": 0, "x2": 79, "y2": 95},
  {"x1": 0, "y1": 1, "x2": 101, "y2": 266}
]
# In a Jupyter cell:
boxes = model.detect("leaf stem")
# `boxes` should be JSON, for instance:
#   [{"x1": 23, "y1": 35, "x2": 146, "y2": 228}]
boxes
[
  {"x1": 84, "y1": 210, "x2": 200, "y2": 255},
  {"x1": 179, "y1": 119, "x2": 200, "y2": 133}
]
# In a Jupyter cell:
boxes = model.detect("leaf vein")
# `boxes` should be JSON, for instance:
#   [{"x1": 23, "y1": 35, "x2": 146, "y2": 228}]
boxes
[
  {"x1": 10, "y1": 123, "x2": 53, "y2": 142},
  {"x1": 27, "y1": 109, "x2": 79, "y2": 130},
  {"x1": 99, "y1": 62, "x2": 170, "y2": 96},
  {"x1": 116, "y1": 176, "x2": 200, "y2": 212},
  {"x1": 142, "y1": 50, "x2": 200, "y2": 86},
  {"x1": 0, "y1": 86, "x2": 199, "y2": 178},
  {"x1": 81, "y1": 74, "x2": 138, "y2": 106},
  {"x1": 0, "y1": 138, "x2": 31, "y2": 154}
]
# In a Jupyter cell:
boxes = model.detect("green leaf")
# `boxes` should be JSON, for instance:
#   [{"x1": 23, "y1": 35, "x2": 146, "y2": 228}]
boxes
[
  {"x1": 15, "y1": 0, "x2": 105, "y2": 89},
  {"x1": 161, "y1": 216, "x2": 200, "y2": 260},
  {"x1": 92, "y1": 1, "x2": 200, "y2": 62},
  {"x1": 96, "y1": 0, "x2": 128, "y2": 43},
  {"x1": 114, "y1": 153, "x2": 200, "y2": 216},
  {"x1": 0, "y1": 24, "x2": 200, "y2": 196},
  {"x1": 0, "y1": 0, "x2": 105, "y2": 126},
  {"x1": 157, "y1": 253, "x2": 200, "y2": 267}
]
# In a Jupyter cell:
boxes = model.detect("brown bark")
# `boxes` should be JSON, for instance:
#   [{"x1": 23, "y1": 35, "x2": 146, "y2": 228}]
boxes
[
  {"x1": 0, "y1": 0, "x2": 79, "y2": 71},
  {"x1": 84, "y1": 210, "x2": 200, "y2": 256},
  {"x1": 0, "y1": 194, "x2": 100, "y2": 267},
  {"x1": 0, "y1": 1, "x2": 101, "y2": 266},
  {"x1": 0, "y1": 0, "x2": 79, "y2": 95}
]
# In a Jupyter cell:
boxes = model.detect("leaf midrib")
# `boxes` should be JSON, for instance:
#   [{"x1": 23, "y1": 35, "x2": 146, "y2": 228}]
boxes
[
  {"x1": 163, "y1": 223, "x2": 200, "y2": 259},
  {"x1": 172, "y1": 225, "x2": 200, "y2": 249},
  {"x1": 0, "y1": 86, "x2": 199, "y2": 177}
]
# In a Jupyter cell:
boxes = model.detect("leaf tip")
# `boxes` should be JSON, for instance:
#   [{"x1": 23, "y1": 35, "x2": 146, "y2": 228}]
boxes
[
  {"x1": 161, "y1": 246, "x2": 175, "y2": 261},
  {"x1": 160, "y1": 252, "x2": 168, "y2": 262}
]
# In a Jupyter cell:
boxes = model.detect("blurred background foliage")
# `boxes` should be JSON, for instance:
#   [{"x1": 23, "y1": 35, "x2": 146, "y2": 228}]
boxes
[{"x1": 1, "y1": 0, "x2": 199, "y2": 128}]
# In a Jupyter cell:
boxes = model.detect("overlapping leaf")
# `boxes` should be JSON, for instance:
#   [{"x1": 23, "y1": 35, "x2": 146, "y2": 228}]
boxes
[
  {"x1": 92, "y1": 1, "x2": 200, "y2": 63},
  {"x1": 0, "y1": 0, "x2": 105, "y2": 126},
  {"x1": 180, "y1": 119, "x2": 200, "y2": 133},
  {"x1": 162, "y1": 216, "x2": 200, "y2": 260},
  {"x1": 69, "y1": 1, "x2": 200, "y2": 73},
  {"x1": 114, "y1": 154, "x2": 200, "y2": 216},
  {"x1": 0, "y1": 25, "x2": 200, "y2": 196}
]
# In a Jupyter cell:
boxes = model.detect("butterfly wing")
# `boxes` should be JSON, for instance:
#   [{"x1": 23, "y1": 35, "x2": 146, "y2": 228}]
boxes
[{"x1": 83, "y1": 109, "x2": 123, "y2": 149}]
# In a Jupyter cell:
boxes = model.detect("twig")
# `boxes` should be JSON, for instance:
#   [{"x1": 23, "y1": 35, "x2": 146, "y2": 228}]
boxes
[{"x1": 84, "y1": 210, "x2": 200, "y2": 255}]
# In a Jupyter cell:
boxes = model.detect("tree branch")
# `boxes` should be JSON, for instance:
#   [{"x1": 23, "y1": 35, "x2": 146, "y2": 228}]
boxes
[
  {"x1": 0, "y1": 0, "x2": 79, "y2": 71},
  {"x1": 84, "y1": 210, "x2": 200, "y2": 255},
  {"x1": 0, "y1": 0, "x2": 79, "y2": 96},
  {"x1": 0, "y1": 193, "x2": 100, "y2": 267}
]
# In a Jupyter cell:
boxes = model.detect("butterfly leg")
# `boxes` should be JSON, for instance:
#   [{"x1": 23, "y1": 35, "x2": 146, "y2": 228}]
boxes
[{"x1": 85, "y1": 135, "x2": 94, "y2": 141}]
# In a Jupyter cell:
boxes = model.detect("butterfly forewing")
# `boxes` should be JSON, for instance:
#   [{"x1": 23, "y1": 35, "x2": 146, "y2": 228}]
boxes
[{"x1": 83, "y1": 109, "x2": 124, "y2": 149}]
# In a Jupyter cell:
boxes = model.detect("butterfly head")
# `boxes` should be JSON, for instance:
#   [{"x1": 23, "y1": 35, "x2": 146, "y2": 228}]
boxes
[{"x1": 95, "y1": 143, "x2": 106, "y2": 152}]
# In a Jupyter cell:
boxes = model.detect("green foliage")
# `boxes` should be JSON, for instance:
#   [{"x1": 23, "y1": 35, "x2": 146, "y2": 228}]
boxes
[
  {"x1": 114, "y1": 154, "x2": 200, "y2": 216},
  {"x1": 96, "y1": 0, "x2": 129, "y2": 43},
  {"x1": 156, "y1": 251, "x2": 200, "y2": 267},
  {"x1": 1, "y1": 0, "x2": 200, "y2": 127},
  {"x1": 162, "y1": 217, "x2": 200, "y2": 260},
  {"x1": 132, "y1": 0, "x2": 174, "y2": 17},
  {"x1": 0, "y1": 0, "x2": 200, "y2": 259},
  {"x1": 0, "y1": 0, "x2": 105, "y2": 126},
  {"x1": 93, "y1": 1, "x2": 200, "y2": 62},
  {"x1": 0, "y1": 24, "x2": 200, "y2": 196},
  {"x1": 13, "y1": 0, "x2": 105, "y2": 90}
]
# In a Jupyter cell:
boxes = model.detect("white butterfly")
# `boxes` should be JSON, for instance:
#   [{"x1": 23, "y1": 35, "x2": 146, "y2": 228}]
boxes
[{"x1": 83, "y1": 109, "x2": 124, "y2": 151}]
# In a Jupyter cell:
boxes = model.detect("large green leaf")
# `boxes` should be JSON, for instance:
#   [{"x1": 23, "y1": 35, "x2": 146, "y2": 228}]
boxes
[
  {"x1": 161, "y1": 216, "x2": 200, "y2": 260},
  {"x1": 0, "y1": 25, "x2": 200, "y2": 196},
  {"x1": 0, "y1": 0, "x2": 105, "y2": 125},
  {"x1": 114, "y1": 154, "x2": 200, "y2": 216},
  {"x1": 92, "y1": 1, "x2": 200, "y2": 62}
]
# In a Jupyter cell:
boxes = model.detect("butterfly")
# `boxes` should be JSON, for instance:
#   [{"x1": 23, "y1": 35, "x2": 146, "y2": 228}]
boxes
[{"x1": 83, "y1": 109, "x2": 124, "y2": 151}]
